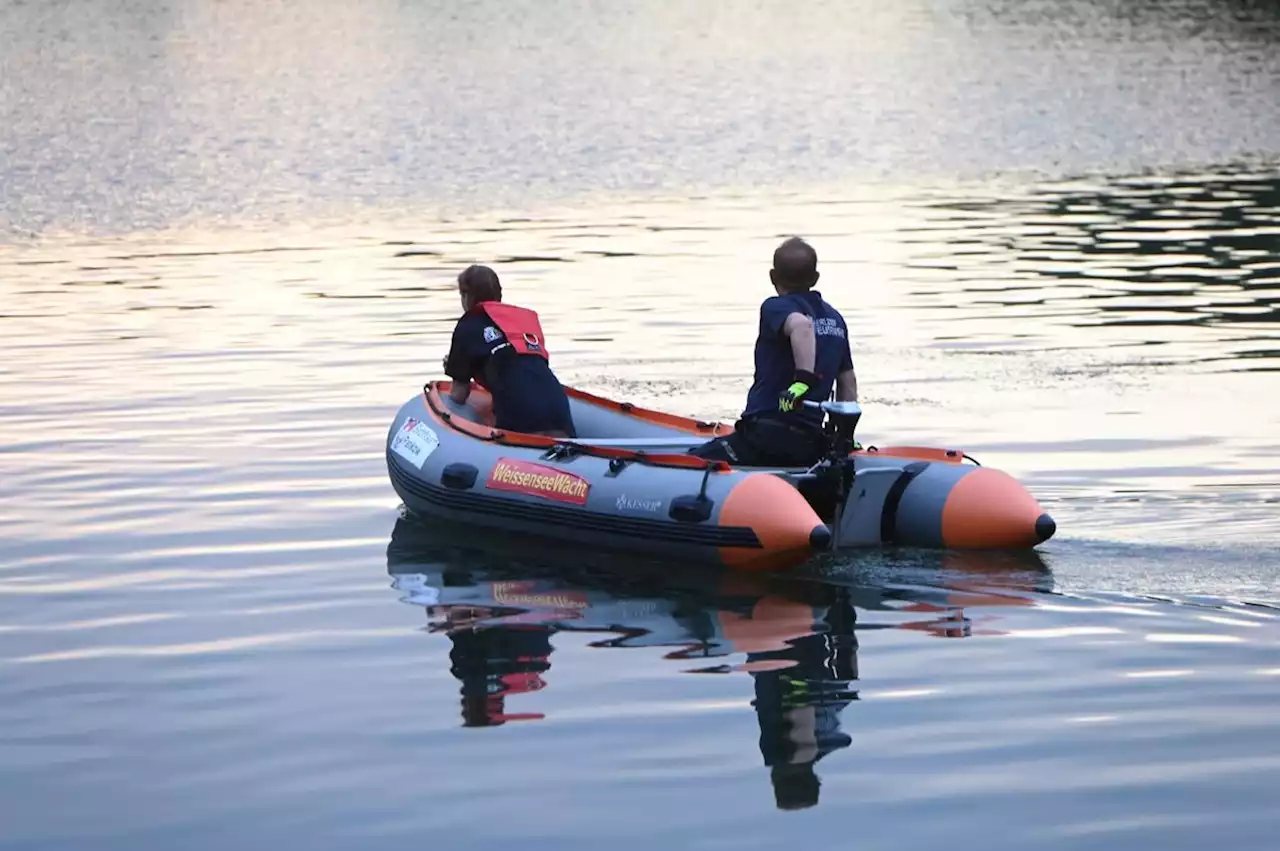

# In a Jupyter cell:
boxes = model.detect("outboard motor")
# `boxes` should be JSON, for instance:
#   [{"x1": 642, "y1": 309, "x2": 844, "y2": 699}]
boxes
[
  {"x1": 803, "y1": 401, "x2": 863, "y2": 549},
  {"x1": 813, "y1": 401, "x2": 862, "y2": 460}
]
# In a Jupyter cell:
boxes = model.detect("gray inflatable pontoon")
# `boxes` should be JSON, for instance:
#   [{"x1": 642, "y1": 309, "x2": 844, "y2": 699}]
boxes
[{"x1": 384, "y1": 382, "x2": 1056, "y2": 572}]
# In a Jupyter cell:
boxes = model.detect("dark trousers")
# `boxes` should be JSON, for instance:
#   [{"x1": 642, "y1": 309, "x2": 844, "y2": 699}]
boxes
[{"x1": 689, "y1": 414, "x2": 829, "y2": 468}]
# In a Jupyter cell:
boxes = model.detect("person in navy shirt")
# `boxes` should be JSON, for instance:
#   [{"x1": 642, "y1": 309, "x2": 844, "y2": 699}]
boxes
[
  {"x1": 443, "y1": 265, "x2": 577, "y2": 438},
  {"x1": 690, "y1": 237, "x2": 858, "y2": 466}
]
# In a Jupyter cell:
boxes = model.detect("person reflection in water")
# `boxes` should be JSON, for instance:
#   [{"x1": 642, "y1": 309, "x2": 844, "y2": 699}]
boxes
[
  {"x1": 447, "y1": 619, "x2": 554, "y2": 727},
  {"x1": 679, "y1": 587, "x2": 859, "y2": 810},
  {"x1": 415, "y1": 565, "x2": 858, "y2": 808},
  {"x1": 427, "y1": 586, "x2": 555, "y2": 727},
  {"x1": 748, "y1": 596, "x2": 857, "y2": 810}
]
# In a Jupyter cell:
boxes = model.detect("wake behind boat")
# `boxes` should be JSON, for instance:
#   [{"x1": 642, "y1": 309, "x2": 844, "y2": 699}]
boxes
[{"x1": 384, "y1": 380, "x2": 1056, "y2": 572}]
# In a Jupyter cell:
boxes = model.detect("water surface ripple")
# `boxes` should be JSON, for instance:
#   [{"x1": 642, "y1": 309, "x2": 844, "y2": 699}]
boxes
[
  {"x1": 1, "y1": 0, "x2": 1279, "y2": 848},
  {"x1": 3, "y1": 171, "x2": 1278, "y2": 849}
]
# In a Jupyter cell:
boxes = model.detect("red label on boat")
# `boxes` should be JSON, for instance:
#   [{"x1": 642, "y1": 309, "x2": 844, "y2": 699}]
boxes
[
  {"x1": 492, "y1": 581, "x2": 590, "y2": 610},
  {"x1": 485, "y1": 458, "x2": 590, "y2": 505}
]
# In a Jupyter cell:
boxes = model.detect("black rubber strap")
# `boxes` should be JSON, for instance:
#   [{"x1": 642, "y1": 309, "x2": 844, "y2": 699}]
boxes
[{"x1": 879, "y1": 462, "x2": 929, "y2": 544}]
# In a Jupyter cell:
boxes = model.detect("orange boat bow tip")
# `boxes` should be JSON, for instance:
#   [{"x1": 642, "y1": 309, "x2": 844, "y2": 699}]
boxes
[
  {"x1": 718, "y1": 474, "x2": 826, "y2": 572},
  {"x1": 940, "y1": 467, "x2": 1053, "y2": 549}
]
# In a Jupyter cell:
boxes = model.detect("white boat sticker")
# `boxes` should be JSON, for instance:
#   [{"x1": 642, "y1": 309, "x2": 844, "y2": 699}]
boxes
[{"x1": 391, "y1": 418, "x2": 440, "y2": 469}]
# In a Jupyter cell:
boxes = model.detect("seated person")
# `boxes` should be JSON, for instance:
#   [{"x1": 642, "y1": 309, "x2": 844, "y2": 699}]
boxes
[
  {"x1": 690, "y1": 237, "x2": 857, "y2": 467},
  {"x1": 442, "y1": 265, "x2": 577, "y2": 438}
]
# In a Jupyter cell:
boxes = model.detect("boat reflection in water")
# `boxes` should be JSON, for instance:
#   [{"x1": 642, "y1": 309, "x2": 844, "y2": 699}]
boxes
[{"x1": 385, "y1": 515, "x2": 1053, "y2": 810}]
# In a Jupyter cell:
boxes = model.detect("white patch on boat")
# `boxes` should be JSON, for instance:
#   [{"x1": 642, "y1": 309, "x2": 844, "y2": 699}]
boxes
[{"x1": 391, "y1": 418, "x2": 440, "y2": 468}]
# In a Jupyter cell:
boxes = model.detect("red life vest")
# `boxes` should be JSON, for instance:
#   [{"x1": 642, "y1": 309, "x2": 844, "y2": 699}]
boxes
[{"x1": 470, "y1": 301, "x2": 550, "y2": 361}]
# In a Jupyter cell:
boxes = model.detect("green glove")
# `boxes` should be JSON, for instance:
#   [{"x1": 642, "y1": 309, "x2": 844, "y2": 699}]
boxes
[{"x1": 778, "y1": 370, "x2": 817, "y2": 412}]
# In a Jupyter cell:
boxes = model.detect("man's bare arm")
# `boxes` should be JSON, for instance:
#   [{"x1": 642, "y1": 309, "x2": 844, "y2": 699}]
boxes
[
  {"x1": 836, "y1": 368, "x2": 858, "y2": 402},
  {"x1": 782, "y1": 313, "x2": 816, "y2": 373}
]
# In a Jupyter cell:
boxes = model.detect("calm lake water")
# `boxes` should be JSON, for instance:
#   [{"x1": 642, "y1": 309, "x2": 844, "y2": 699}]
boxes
[{"x1": 1, "y1": 0, "x2": 1278, "y2": 849}]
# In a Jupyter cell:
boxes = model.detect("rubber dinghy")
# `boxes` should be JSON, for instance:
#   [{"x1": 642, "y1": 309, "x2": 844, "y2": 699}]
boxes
[{"x1": 385, "y1": 381, "x2": 1056, "y2": 573}]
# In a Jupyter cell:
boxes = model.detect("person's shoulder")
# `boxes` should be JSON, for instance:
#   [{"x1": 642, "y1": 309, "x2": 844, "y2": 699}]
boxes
[
  {"x1": 448, "y1": 314, "x2": 488, "y2": 352},
  {"x1": 812, "y1": 291, "x2": 847, "y2": 320},
  {"x1": 758, "y1": 294, "x2": 805, "y2": 334},
  {"x1": 457, "y1": 311, "x2": 496, "y2": 334},
  {"x1": 760, "y1": 292, "x2": 809, "y2": 314}
]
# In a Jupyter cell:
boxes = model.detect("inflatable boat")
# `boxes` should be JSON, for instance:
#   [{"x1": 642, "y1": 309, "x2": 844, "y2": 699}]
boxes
[{"x1": 384, "y1": 380, "x2": 1056, "y2": 573}]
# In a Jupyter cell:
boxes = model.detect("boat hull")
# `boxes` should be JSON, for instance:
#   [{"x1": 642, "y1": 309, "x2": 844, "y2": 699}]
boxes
[{"x1": 384, "y1": 382, "x2": 1055, "y2": 572}]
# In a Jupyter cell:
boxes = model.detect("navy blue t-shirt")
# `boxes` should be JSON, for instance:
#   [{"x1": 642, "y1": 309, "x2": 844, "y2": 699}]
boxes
[
  {"x1": 445, "y1": 312, "x2": 576, "y2": 436},
  {"x1": 742, "y1": 290, "x2": 853, "y2": 425}
]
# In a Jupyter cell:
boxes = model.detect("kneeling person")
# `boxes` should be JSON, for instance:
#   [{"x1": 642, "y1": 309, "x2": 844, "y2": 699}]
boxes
[
  {"x1": 690, "y1": 237, "x2": 857, "y2": 467},
  {"x1": 443, "y1": 265, "x2": 577, "y2": 438}
]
